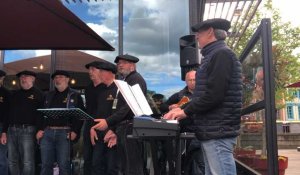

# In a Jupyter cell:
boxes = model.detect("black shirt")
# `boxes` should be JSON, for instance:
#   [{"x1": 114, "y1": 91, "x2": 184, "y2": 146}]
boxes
[
  {"x1": 160, "y1": 86, "x2": 193, "y2": 113},
  {"x1": 3, "y1": 86, "x2": 44, "y2": 132},
  {"x1": 38, "y1": 88, "x2": 84, "y2": 135},
  {"x1": 85, "y1": 83, "x2": 105, "y2": 117},
  {"x1": 96, "y1": 82, "x2": 118, "y2": 120},
  {"x1": 0, "y1": 86, "x2": 11, "y2": 124}
]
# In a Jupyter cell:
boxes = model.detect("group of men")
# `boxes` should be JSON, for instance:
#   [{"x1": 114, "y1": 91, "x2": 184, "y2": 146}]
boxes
[
  {"x1": 0, "y1": 54, "x2": 147, "y2": 175},
  {"x1": 0, "y1": 18, "x2": 243, "y2": 175}
]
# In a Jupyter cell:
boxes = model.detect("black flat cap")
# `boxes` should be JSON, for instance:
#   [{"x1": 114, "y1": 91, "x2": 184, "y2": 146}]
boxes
[
  {"x1": 51, "y1": 70, "x2": 70, "y2": 79},
  {"x1": 114, "y1": 54, "x2": 139, "y2": 63},
  {"x1": 16, "y1": 70, "x2": 36, "y2": 78},
  {"x1": 152, "y1": 94, "x2": 164, "y2": 100},
  {"x1": 0, "y1": 70, "x2": 6, "y2": 77},
  {"x1": 98, "y1": 62, "x2": 117, "y2": 74},
  {"x1": 191, "y1": 18, "x2": 231, "y2": 32},
  {"x1": 85, "y1": 61, "x2": 103, "y2": 69}
]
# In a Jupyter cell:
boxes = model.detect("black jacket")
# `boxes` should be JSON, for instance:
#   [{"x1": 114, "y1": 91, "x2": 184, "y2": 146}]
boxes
[{"x1": 184, "y1": 40, "x2": 243, "y2": 140}]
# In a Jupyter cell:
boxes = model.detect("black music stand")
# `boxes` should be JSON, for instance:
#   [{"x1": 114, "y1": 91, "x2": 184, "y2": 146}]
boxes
[
  {"x1": 37, "y1": 108, "x2": 94, "y2": 120},
  {"x1": 37, "y1": 108, "x2": 93, "y2": 175}
]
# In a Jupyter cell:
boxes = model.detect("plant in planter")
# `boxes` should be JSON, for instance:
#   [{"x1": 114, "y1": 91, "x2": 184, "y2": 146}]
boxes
[{"x1": 252, "y1": 155, "x2": 288, "y2": 175}]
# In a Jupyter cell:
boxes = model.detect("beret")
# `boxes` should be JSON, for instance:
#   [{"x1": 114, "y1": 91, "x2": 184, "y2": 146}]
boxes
[
  {"x1": 16, "y1": 70, "x2": 36, "y2": 78},
  {"x1": 114, "y1": 54, "x2": 139, "y2": 63},
  {"x1": 85, "y1": 61, "x2": 104, "y2": 69},
  {"x1": 98, "y1": 62, "x2": 117, "y2": 74},
  {"x1": 0, "y1": 70, "x2": 6, "y2": 77},
  {"x1": 152, "y1": 94, "x2": 164, "y2": 100},
  {"x1": 51, "y1": 70, "x2": 70, "y2": 79},
  {"x1": 191, "y1": 18, "x2": 231, "y2": 32}
]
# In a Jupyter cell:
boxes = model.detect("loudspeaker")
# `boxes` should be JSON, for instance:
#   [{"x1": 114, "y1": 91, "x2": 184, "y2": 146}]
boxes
[{"x1": 179, "y1": 35, "x2": 200, "y2": 80}]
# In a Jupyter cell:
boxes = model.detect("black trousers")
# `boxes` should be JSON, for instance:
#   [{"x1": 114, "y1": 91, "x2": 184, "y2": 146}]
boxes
[
  {"x1": 83, "y1": 122, "x2": 119, "y2": 175},
  {"x1": 116, "y1": 123, "x2": 145, "y2": 175}
]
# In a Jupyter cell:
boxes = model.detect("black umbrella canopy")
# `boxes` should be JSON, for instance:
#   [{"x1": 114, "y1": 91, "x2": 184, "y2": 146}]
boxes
[{"x1": 0, "y1": 0, "x2": 115, "y2": 51}]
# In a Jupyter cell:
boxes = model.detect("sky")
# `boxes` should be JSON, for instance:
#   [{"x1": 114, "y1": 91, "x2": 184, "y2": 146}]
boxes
[
  {"x1": 3, "y1": 0, "x2": 300, "y2": 98},
  {"x1": 273, "y1": 0, "x2": 300, "y2": 27}
]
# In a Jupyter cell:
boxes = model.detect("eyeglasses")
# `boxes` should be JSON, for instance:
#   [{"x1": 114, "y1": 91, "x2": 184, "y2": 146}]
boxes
[{"x1": 186, "y1": 79, "x2": 195, "y2": 82}]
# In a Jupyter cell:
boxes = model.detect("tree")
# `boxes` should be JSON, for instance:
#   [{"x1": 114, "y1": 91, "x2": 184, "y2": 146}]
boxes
[
  {"x1": 234, "y1": 0, "x2": 300, "y2": 110},
  {"x1": 234, "y1": 0, "x2": 300, "y2": 160}
]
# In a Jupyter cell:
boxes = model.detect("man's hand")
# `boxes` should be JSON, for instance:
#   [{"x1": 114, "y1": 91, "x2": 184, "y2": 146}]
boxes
[
  {"x1": 90, "y1": 128, "x2": 98, "y2": 145},
  {"x1": 92, "y1": 119, "x2": 108, "y2": 131},
  {"x1": 0, "y1": 133, "x2": 7, "y2": 145},
  {"x1": 67, "y1": 131, "x2": 77, "y2": 141},
  {"x1": 36, "y1": 130, "x2": 44, "y2": 140},
  {"x1": 169, "y1": 104, "x2": 179, "y2": 110},
  {"x1": 104, "y1": 130, "x2": 117, "y2": 148},
  {"x1": 163, "y1": 108, "x2": 187, "y2": 121}
]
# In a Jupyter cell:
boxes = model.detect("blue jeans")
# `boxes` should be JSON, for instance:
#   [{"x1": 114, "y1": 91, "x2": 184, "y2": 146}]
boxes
[
  {"x1": 201, "y1": 137, "x2": 237, "y2": 175},
  {"x1": 7, "y1": 126, "x2": 36, "y2": 175},
  {"x1": 0, "y1": 126, "x2": 8, "y2": 175},
  {"x1": 40, "y1": 128, "x2": 71, "y2": 175}
]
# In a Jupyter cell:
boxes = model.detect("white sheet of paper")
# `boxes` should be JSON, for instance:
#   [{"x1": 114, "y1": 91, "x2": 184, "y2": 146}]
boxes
[
  {"x1": 130, "y1": 84, "x2": 153, "y2": 115},
  {"x1": 114, "y1": 80, "x2": 153, "y2": 116},
  {"x1": 114, "y1": 80, "x2": 144, "y2": 116}
]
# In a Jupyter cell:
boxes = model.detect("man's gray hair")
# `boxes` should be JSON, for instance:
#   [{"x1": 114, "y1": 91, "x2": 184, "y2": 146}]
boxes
[{"x1": 214, "y1": 29, "x2": 227, "y2": 40}]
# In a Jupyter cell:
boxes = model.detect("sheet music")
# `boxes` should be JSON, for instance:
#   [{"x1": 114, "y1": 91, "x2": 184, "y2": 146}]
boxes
[
  {"x1": 114, "y1": 80, "x2": 153, "y2": 116},
  {"x1": 130, "y1": 84, "x2": 153, "y2": 115},
  {"x1": 114, "y1": 80, "x2": 144, "y2": 116}
]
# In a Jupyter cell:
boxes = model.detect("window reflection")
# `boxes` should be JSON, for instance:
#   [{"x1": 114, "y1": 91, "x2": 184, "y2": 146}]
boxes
[{"x1": 242, "y1": 41, "x2": 264, "y2": 108}]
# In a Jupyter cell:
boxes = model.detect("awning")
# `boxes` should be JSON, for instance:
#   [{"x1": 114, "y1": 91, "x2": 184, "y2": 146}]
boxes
[
  {"x1": 0, "y1": 0, "x2": 115, "y2": 51},
  {"x1": 286, "y1": 82, "x2": 300, "y2": 88}
]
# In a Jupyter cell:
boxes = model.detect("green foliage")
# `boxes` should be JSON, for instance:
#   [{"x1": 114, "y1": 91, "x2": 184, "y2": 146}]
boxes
[{"x1": 234, "y1": 0, "x2": 300, "y2": 109}]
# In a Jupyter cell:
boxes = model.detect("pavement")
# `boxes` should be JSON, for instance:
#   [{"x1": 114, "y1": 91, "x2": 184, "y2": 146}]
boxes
[{"x1": 278, "y1": 149, "x2": 300, "y2": 175}]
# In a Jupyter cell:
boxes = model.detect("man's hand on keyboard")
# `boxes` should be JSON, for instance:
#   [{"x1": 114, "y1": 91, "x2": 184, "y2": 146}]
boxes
[{"x1": 163, "y1": 108, "x2": 187, "y2": 121}]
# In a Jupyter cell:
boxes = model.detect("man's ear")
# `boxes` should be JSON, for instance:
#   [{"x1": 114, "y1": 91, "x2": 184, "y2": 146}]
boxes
[{"x1": 208, "y1": 27, "x2": 214, "y2": 35}]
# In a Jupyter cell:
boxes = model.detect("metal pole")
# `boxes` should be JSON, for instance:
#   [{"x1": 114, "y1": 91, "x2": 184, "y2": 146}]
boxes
[
  {"x1": 262, "y1": 18, "x2": 278, "y2": 175},
  {"x1": 0, "y1": 50, "x2": 4, "y2": 70},
  {"x1": 50, "y1": 50, "x2": 57, "y2": 91},
  {"x1": 189, "y1": 0, "x2": 206, "y2": 34},
  {"x1": 119, "y1": 0, "x2": 123, "y2": 55}
]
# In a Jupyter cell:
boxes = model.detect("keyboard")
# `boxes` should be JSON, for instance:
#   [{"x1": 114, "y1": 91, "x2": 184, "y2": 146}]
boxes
[{"x1": 132, "y1": 116, "x2": 179, "y2": 137}]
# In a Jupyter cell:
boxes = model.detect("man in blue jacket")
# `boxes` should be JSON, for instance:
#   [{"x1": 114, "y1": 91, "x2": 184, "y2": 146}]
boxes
[{"x1": 164, "y1": 18, "x2": 243, "y2": 175}]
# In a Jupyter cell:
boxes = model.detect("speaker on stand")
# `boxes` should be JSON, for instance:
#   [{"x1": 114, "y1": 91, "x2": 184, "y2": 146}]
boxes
[{"x1": 179, "y1": 35, "x2": 201, "y2": 81}]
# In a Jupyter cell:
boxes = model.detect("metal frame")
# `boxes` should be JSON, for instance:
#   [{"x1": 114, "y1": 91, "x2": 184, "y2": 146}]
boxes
[
  {"x1": 240, "y1": 18, "x2": 278, "y2": 175},
  {"x1": 261, "y1": 18, "x2": 278, "y2": 175},
  {"x1": 0, "y1": 51, "x2": 4, "y2": 69},
  {"x1": 202, "y1": 0, "x2": 262, "y2": 49}
]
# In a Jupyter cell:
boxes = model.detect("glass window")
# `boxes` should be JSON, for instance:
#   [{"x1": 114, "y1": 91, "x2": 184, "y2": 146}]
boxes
[
  {"x1": 3, "y1": 0, "x2": 190, "y2": 97},
  {"x1": 297, "y1": 105, "x2": 300, "y2": 120},
  {"x1": 287, "y1": 105, "x2": 294, "y2": 120},
  {"x1": 241, "y1": 41, "x2": 264, "y2": 108}
]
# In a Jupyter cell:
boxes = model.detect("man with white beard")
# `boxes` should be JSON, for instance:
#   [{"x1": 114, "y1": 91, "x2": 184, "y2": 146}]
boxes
[
  {"x1": 1, "y1": 70, "x2": 44, "y2": 175},
  {"x1": 36, "y1": 70, "x2": 84, "y2": 175}
]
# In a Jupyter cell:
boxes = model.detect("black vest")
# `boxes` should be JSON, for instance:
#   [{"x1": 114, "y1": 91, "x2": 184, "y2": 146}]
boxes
[
  {"x1": 44, "y1": 88, "x2": 80, "y2": 108},
  {"x1": 191, "y1": 40, "x2": 242, "y2": 140}
]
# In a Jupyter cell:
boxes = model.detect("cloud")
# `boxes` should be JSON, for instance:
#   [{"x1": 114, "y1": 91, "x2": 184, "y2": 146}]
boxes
[
  {"x1": 35, "y1": 50, "x2": 51, "y2": 57},
  {"x1": 85, "y1": 0, "x2": 189, "y2": 57},
  {"x1": 80, "y1": 1, "x2": 190, "y2": 95}
]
